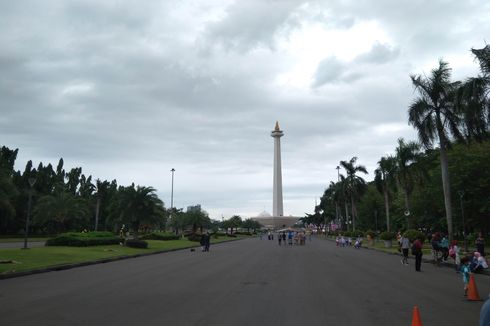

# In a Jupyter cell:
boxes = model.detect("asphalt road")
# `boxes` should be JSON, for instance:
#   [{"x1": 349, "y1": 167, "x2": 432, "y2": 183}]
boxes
[{"x1": 1, "y1": 236, "x2": 489, "y2": 326}]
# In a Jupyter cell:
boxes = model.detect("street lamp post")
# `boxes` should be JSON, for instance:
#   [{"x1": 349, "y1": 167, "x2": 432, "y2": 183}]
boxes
[
  {"x1": 23, "y1": 177, "x2": 36, "y2": 250},
  {"x1": 458, "y1": 190, "x2": 468, "y2": 253},
  {"x1": 169, "y1": 168, "x2": 175, "y2": 228},
  {"x1": 336, "y1": 165, "x2": 340, "y2": 182}
]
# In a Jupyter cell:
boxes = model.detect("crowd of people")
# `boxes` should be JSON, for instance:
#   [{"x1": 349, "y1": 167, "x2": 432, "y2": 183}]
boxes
[
  {"x1": 263, "y1": 229, "x2": 311, "y2": 246},
  {"x1": 335, "y1": 235, "x2": 363, "y2": 249}
]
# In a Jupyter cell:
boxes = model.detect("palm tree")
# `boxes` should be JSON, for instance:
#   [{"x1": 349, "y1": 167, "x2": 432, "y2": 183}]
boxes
[
  {"x1": 408, "y1": 60, "x2": 463, "y2": 241},
  {"x1": 457, "y1": 45, "x2": 490, "y2": 141},
  {"x1": 339, "y1": 157, "x2": 368, "y2": 231},
  {"x1": 33, "y1": 191, "x2": 89, "y2": 232},
  {"x1": 110, "y1": 184, "x2": 165, "y2": 239},
  {"x1": 394, "y1": 138, "x2": 422, "y2": 229},
  {"x1": 374, "y1": 155, "x2": 396, "y2": 231},
  {"x1": 184, "y1": 209, "x2": 211, "y2": 234},
  {"x1": 338, "y1": 175, "x2": 350, "y2": 230}
]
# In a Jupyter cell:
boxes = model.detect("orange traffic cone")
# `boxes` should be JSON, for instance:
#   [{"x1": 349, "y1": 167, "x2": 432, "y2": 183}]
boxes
[
  {"x1": 412, "y1": 305, "x2": 423, "y2": 326},
  {"x1": 467, "y1": 274, "x2": 482, "y2": 301}
]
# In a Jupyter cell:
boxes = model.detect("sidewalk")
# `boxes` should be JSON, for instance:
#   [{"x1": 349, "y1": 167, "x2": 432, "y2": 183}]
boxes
[{"x1": 322, "y1": 236, "x2": 490, "y2": 276}]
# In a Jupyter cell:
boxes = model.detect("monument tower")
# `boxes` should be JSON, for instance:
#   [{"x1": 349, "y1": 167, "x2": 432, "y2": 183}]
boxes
[{"x1": 271, "y1": 121, "x2": 284, "y2": 217}]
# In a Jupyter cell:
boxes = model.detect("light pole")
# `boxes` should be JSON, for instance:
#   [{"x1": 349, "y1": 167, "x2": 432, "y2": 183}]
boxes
[
  {"x1": 336, "y1": 165, "x2": 340, "y2": 182},
  {"x1": 458, "y1": 190, "x2": 468, "y2": 253},
  {"x1": 23, "y1": 177, "x2": 36, "y2": 250},
  {"x1": 170, "y1": 168, "x2": 175, "y2": 211}
]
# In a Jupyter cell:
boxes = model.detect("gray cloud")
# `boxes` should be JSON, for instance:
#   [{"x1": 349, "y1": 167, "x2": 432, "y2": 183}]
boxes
[{"x1": 1, "y1": 0, "x2": 489, "y2": 218}]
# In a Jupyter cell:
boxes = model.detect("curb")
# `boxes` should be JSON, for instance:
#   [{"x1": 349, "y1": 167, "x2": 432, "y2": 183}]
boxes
[{"x1": 0, "y1": 238, "x2": 244, "y2": 280}]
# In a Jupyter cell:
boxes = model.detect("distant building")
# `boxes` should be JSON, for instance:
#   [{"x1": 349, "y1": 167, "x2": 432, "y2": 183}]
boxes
[{"x1": 186, "y1": 205, "x2": 201, "y2": 213}]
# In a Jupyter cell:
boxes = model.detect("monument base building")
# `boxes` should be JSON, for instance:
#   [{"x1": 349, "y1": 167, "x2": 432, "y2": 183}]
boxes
[{"x1": 252, "y1": 211, "x2": 301, "y2": 230}]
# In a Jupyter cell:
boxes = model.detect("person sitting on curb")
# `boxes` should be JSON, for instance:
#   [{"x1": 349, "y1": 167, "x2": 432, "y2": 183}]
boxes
[
  {"x1": 471, "y1": 252, "x2": 488, "y2": 273},
  {"x1": 354, "y1": 237, "x2": 362, "y2": 249}
]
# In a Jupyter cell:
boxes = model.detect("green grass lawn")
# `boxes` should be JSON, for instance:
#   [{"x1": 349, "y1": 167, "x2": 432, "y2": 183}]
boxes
[{"x1": 0, "y1": 235, "x2": 249, "y2": 275}]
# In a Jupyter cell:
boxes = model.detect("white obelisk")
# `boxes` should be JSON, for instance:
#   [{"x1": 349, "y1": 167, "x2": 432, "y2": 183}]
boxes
[{"x1": 271, "y1": 121, "x2": 284, "y2": 217}]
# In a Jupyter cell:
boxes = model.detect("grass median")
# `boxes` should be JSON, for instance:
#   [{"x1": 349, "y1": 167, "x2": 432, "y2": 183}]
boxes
[{"x1": 0, "y1": 235, "x2": 249, "y2": 276}]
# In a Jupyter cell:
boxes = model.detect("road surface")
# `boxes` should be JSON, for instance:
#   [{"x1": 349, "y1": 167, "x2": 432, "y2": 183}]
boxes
[{"x1": 1, "y1": 236, "x2": 489, "y2": 325}]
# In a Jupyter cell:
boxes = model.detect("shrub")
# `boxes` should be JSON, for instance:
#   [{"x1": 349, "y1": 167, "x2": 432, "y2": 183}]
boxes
[
  {"x1": 353, "y1": 231, "x2": 364, "y2": 238},
  {"x1": 46, "y1": 235, "x2": 120, "y2": 247},
  {"x1": 125, "y1": 239, "x2": 148, "y2": 248},
  {"x1": 226, "y1": 233, "x2": 237, "y2": 237},
  {"x1": 365, "y1": 230, "x2": 376, "y2": 239},
  {"x1": 234, "y1": 231, "x2": 252, "y2": 235},
  {"x1": 379, "y1": 231, "x2": 395, "y2": 241},
  {"x1": 63, "y1": 231, "x2": 116, "y2": 238},
  {"x1": 403, "y1": 229, "x2": 426, "y2": 243},
  {"x1": 342, "y1": 231, "x2": 352, "y2": 237},
  {"x1": 140, "y1": 232, "x2": 180, "y2": 241},
  {"x1": 186, "y1": 234, "x2": 202, "y2": 242}
]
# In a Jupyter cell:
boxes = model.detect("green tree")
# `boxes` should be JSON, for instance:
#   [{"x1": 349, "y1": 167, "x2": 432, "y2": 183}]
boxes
[
  {"x1": 109, "y1": 184, "x2": 165, "y2": 239},
  {"x1": 184, "y1": 209, "x2": 211, "y2": 234},
  {"x1": 394, "y1": 138, "x2": 422, "y2": 229},
  {"x1": 33, "y1": 191, "x2": 89, "y2": 233},
  {"x1": 223, "y1": 215, "x2": 242, "y2": 234},
  {"x1": 0, "y1": 146, "x2": 19, "y2": 233},
  {"x1": 340, "y1": 157, "x2": 368, "y2": 231},
  {"x1": 168, "y1": 208, "x2": 185, "y2": 234},
  {"x1": 457, "y1": 45, "x2": 490, "y2": 142},
  {"x1": 408, "y1": 60, "x2": 463, "y2": 240},
  {"x1": 374, "y1": 155, "x2": 396, "y2": 231}
]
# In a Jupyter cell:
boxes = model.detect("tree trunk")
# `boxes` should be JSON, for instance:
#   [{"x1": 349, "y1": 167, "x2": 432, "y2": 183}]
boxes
[
  {"x1": 439, "y1": 141, "x2": 454, "y2": 242},
  {"x1": 383, "y1": 186, "x2": 390, "y2": 232},
  {"x1": 404, "y1": 189, "x2": 410, "y2": 229},
  {"x1": 350, "y1": 196, "x2": 356, "y2": 231},
  {"x1": 344, "y1": 201, "x2": 349, "y2": 231}
]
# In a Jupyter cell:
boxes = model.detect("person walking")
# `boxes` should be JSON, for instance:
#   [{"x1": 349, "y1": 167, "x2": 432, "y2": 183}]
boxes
[
  {"x1": 400, "y1": 234, "x2": 410, "y2": 265},
  {"x1": 278, "y1": 233, "x2": 282, "y2": 246},
  {"x1": 282, "y1": 232, "x2": 286, "y2": 244},
  {"x1": 412, "y1": 237, "x2": 423, "y2": 272},
  {"x1": 287, "y1": 230, "x2": 293, "y2": 246},
  {"x1": 201, "y1": 232, "x2": 210, "y2": 252},
  {"x1": 449, "y1": 240, "x2": 461, "y2": 272}
]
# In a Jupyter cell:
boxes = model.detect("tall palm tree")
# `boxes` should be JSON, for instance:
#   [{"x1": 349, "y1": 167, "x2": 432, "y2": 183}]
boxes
[
  {"x1": 394, "y1": 138, "x2": 422, "y2": 229},
  {"x1": 338, "y1": 175, "x2": 351, "y2": 230},
  {"x1": 110, "y1": 184, "x2": 165, "y2": 239},
  {"x1": 33, "y1": 191, "x2": 89, "y2": 232},
  {"x1": 340, "y1": 157, "x2": 368, "y2": 231},
  {"x1": 374, "y1": 155, "x2": 396, "y2": 232},
  {"x1": 457, "y1": 45, "x2": 490, "y2": 141},
  {"x1": 408, "y1": 60, "x2": 463, "y2": 241}
]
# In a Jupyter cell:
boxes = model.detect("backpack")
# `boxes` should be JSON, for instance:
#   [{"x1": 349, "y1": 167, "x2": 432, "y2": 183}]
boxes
[{"x1": 411, "y1": 243, "x2": 420, "y2": 255}]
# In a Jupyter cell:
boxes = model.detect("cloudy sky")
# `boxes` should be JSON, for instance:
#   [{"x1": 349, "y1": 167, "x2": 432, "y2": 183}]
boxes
[{"x1": 1, "y1": 0, "x2": 489, "y2": 219}]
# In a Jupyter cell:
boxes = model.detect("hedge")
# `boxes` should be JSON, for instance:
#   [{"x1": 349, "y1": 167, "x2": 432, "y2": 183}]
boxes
[
  {"x1": 140, "y1": 232, "x2": 180, "y2": 241},
  {"x1": 125, "y1": 239, "x2": 148, "y2": 248},
  {"x1": 46, "y1": 235, "x2": 120, "y2": 247},
  {"x1": 379, "y1": 231, "x2": 396, "y2": 241},
  {"x1": 403, "y1": 229, "x2": 426, "y2": 243},
  {"x1": 187, "y1": 234, "x2": 202, "y2": 242}
]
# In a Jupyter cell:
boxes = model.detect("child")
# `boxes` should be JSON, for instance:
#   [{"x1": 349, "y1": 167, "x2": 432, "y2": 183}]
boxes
[
  {"x1": 449, "y1": 240, "x2": 460, "y2": 272},
  {"x1": 461, "y1": 257, "x2": 471, "y2": 297}
]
